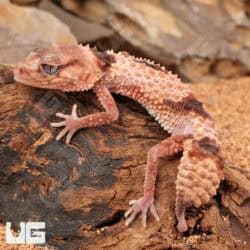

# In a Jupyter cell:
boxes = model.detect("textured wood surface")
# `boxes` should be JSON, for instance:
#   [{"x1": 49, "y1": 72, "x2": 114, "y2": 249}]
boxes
[{"x1": 0, "y1": 75, "x2": 249, "y2": 249}]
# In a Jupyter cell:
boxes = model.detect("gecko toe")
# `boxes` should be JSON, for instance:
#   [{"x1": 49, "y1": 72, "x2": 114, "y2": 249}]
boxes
[
  {"x1": 66, "y1": 129, "x2": 77, "y2": 144},
  {"x1": 55, "y1": 113, "x2": 70, "y2": 119},
  {"x1": 71, "y1": 104, "x2": 78, "y2": 118},
  {"x1": 124, "y1": 197, "x2": 159, "y2": 228},
  {"x1": 56, "y1": 127, "x2": 69, "y2": 141},
  {"x1": 50, "y1": 121, "x2": 66, "y2": 127},
  {"x1": 124, "y1": 206, "x2": 134, "y2": 218},
  {"x1": 142, "y1": 209, "x2": 147, "y2": 227},
  {"x1": 149, "y1": 204, "x2": 160, "y2": 221},
  {"x1": 129, "y1": 200, "x2": 137, "y2": 205},
  {"x1": 51, "y1": 104, "x2": 81, "y2": 143}
]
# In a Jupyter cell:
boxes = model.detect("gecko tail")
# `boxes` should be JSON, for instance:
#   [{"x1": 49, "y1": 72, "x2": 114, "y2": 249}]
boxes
[
  {"x1": 175, "y1": 137, "x2": 224, "y2": 232},
  {"x1": 176, "y1": 198, "x2": 188, "y2": 233}
]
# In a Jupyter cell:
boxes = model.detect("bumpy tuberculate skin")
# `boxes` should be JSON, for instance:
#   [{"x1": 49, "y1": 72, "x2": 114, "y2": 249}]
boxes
[{"x1": 14, "y1": 44, "x2": 224, "y2": 233}]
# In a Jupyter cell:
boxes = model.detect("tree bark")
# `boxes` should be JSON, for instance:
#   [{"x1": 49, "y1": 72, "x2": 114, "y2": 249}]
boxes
[{"x1": 0, "y1": 73, "x2": 249, "y2": 249}]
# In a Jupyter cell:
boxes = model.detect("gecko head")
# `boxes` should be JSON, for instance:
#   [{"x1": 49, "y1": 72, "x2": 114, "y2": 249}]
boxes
[{"x1": 14, "y1": 44, "x2": 114, "y2": 91}]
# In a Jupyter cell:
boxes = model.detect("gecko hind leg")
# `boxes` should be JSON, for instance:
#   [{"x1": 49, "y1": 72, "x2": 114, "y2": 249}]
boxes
[{"x1": 124, "y1": 134, "x2": 192, "y2": 228}]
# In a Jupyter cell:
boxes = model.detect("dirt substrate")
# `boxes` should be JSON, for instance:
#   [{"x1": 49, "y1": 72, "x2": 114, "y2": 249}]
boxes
[{"x1": 191, "y1": 78, "x2": 250, "y2": 171}]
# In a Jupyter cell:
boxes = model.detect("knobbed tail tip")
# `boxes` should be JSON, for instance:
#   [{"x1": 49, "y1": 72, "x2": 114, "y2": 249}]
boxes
[
  {"x1": 176, "y1": 198, "x2": 188, "y2": 233},
  {"x1": 177, "y1": 219, "x2": 188, "y2": 233}
]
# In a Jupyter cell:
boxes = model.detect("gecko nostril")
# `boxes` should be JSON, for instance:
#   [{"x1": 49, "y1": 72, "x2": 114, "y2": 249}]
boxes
[{"x1": 18, "y1": 67, "x2": 26, "y2": 74}]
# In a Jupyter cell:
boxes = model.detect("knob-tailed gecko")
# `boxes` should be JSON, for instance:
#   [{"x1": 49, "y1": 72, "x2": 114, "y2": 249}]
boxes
[{"x1": 14, "y1": 44, "x2": 224, "y2": 233}]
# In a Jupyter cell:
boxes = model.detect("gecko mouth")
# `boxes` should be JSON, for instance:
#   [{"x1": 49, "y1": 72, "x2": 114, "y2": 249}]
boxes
[
  {"x1": 14, "y1": 65, "x2": 31, "y2": 83},
  {"x1": 14, "y1": 65, "x2": 48, "y2": 86}
]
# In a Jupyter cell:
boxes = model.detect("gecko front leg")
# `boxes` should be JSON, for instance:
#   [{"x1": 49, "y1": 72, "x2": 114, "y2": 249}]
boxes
[
  {"x1": 51, "y1": 84, "x2": 119, "y2": 144},
  {"x1": 125, "y1": 134, "x2": 192, "y2": 227}
]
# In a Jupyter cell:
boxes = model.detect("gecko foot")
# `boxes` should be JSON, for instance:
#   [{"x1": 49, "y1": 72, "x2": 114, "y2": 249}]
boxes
[
  {"x1": 50, "y1": 104, "x2": 80, "y2": 144},
  {"x1": 124, "y1": 197, "x2": 160, "y2": 227}
]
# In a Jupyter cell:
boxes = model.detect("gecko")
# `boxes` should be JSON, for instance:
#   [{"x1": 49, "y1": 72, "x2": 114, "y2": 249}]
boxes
[{"x1": 14, "y1": 44, "x2": 224, "y2": 233}]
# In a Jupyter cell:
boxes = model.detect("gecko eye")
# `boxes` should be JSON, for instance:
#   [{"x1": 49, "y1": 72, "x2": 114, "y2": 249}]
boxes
[{"x1": 41, "y1": 64, "x2": 61, "y2": 76}]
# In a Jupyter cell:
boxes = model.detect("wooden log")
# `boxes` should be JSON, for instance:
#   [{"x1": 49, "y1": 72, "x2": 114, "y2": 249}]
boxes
[{"x1": 0, "y1": 72, "x2": 249, "y2": 249}]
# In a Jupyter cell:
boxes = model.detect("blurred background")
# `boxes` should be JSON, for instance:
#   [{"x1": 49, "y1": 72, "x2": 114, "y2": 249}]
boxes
[{"x1": 1, "y1": 0, "x2": 250, "y2": 83}]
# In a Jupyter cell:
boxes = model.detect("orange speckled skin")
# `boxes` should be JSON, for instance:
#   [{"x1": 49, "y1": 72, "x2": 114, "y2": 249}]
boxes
[{"x1": 14, "y1": 45, "x2": 224, "y2": 233}]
